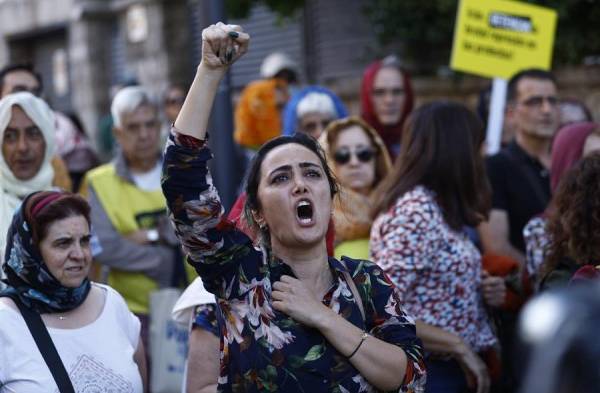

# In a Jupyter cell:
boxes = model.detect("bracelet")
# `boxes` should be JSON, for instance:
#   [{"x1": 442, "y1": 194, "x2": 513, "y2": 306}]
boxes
[{"x1": 347, "y1": 331, "x2": 370, "y2": 359}]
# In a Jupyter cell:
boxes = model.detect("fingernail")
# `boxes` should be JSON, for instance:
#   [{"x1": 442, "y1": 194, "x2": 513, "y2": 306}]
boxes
[{"x1": 228, "y1": 31, "x2": 239, "y2": 39}]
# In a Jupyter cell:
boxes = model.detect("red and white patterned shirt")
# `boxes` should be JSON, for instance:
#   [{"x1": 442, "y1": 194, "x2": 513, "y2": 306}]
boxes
[{"x1": 370, "y1": 186, "x2": 496, "y2": 352}]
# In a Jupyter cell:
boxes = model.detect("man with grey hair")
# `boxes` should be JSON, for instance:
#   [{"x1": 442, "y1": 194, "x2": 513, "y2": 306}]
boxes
[{"x1": 83, "y1": 86, "x2": 186, "y2": 353}]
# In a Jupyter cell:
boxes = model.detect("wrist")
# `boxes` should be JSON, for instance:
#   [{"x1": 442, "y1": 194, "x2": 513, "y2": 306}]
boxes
[
  {"x1": 451, "y1": 339, "x2": 468, "y2": 359},
  {"x1": 313, "y1": 305, "x2": 337, "y2": 332},
  {"x1": 197, "y1": 63, "x2": 226, "y2": 80}
]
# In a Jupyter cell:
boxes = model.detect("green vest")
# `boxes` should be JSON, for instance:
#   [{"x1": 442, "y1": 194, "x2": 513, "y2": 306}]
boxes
[{"x1": 87, "y1": 163, "x2": 194, "y2": 314}]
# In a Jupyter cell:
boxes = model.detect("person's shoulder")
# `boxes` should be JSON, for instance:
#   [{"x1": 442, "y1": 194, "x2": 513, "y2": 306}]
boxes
[
  {"x1": 92, "y1": 283, "x2": 126, "y2": 309},
  {"x1": 86, "y1": 162, "x2": 116, "y2": 181},
  {"x1": 0, "y1": 297, "x2": 24, "y2": 329},
  {"x1": 340, "y1": 255, "x2": 383, "y2": 277},
  {"x1": 486, "y1": 146, "x2": 513, "y2": 170},
  {"x1": 391, "y1": 185, "x2": 429, "y2": 204},
  {"x1": 390, "y1": 186, "x2": 438, "y2": 217}
]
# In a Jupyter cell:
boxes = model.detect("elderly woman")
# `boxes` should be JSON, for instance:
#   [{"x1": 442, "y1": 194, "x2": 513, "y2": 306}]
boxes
[
  {"x1": 282, "y1": 86, "x2": 348, "y2": 139},
  {"x1": 0, "y1": 92, "x2": 71, "y2": 263},
  {"x1": 0, "y1": 191, "x2": 146, "y2": 392},
  {"x1": 318, "y1": 117, "x2": 391, "y2": 259},
  {"x1": 370, "y1": 102, "x2": 496, "y2": 393},
  {"x1": 162, "y1": 23, "x2": 426, "y2": 392},
  {"x1": 361, "y1": 56, "x2": 414, "y2": 159}
]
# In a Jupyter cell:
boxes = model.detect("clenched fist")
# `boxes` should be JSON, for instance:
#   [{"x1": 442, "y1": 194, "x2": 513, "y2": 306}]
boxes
[{"x1": 201, "y1": 22, "x2": 250, "y2": 70}]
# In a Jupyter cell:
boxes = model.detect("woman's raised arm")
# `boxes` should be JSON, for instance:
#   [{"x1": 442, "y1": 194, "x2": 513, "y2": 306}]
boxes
[
  {"x1": 174, "y1": 22, "x2": 249, "y2": 140},
  {"x1": 161, "y1": 23, "x2": 251, "y2": 298}
]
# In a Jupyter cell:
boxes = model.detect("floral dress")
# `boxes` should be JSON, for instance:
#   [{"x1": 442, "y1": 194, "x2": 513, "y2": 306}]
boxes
[
  {"x1": 161, "y1": 130, "x2": 426, "y2": 393},
  {"x1": 370, "y1": 186, "x2": 496, "y2": 353},
  {"x1": 523, "y1": 216, "x2": 550, "y2": 285}
]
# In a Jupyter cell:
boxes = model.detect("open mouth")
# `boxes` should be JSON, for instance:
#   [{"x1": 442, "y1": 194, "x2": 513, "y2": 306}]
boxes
[
  {"x1": 65, "y1": 266, "x2": 83, "y2": 273},
  {"x1": 296, "y1": 200, "x2": 314, "y2": 224}
]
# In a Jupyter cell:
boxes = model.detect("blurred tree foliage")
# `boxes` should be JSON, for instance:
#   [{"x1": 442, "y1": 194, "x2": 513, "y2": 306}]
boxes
[
  {"x1": 364, "y1": 0, "x2": 600, "y2": 73},
  {"x1": 226, "y1": 0, "x2": 600, "y2": 72}
]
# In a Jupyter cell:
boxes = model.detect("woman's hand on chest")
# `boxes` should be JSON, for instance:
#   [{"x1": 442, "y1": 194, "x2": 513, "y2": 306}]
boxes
[{"x1": 271, "y1": 274, "x2": 335, "y2": 329}]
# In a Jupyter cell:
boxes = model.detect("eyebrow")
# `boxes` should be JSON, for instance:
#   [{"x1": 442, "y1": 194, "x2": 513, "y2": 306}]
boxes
[
  {"x1": 4, "y1": 126, "x2": 40, "y2": 133},
  {"x1": 268, "y1": 162, "x2": 321, "y2": 176},
  {"x1": 51, "y1": 233, "x2": 91, "y2": 243},
  {"x1": 299, "y1": 162, "x2": 321, "y2": 169}
]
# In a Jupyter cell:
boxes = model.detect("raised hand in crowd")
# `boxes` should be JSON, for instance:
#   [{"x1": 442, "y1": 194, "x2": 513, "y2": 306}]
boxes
[{"x1": 174, "y1": 22, "x2": 249, "y2": 141}]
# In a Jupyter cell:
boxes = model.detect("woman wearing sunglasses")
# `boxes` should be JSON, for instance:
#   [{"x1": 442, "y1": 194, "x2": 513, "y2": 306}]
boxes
[{"x1": 319, "y1": 117, "x2": 391, "y2": 260}]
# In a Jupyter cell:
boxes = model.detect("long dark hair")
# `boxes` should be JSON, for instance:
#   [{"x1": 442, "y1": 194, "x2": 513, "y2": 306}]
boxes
[
  {"x1": 544, "y1": 153, "x2": 600, "y2": 274},
  {"x1": 244, "y1": 133, "x2": 338, "y2": 244},
  {"x1": 371, "y1": 101, "x2": 490, "y2": 230}
]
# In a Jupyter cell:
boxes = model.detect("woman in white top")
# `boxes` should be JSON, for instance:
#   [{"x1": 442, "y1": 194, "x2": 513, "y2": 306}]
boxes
[{"x1": 0, "y1": 190, "x2": 146, "y2": 392}]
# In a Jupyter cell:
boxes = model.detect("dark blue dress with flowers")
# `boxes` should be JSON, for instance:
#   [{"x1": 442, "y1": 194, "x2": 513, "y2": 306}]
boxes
[{"x1": 161, "y1": 130, "x2": 426, "y2": 393}]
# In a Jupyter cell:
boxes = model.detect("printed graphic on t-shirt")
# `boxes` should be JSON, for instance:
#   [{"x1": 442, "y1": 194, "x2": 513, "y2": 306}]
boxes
[{"x1": 55, "y1": 355, "x2": 134, "y2": 393}]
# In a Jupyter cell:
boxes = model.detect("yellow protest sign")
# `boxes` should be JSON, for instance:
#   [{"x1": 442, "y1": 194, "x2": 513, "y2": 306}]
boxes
[{"x1": 450, "y1": 0, "x2": 557, "y2": 79}]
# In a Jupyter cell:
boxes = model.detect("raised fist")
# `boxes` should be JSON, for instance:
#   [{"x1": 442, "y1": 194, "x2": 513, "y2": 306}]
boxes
[{"x1": 201, "y1": 22, "x2": 249, "y2": 70}]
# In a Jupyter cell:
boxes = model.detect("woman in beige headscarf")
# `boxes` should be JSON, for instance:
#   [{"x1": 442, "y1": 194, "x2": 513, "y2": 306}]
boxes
[
  {"x1": 0, "y1": 92, "x2": 69, "y2": 262},
  {"x1": 319, "y1": 117, "x2": 392, "y2": 259}
]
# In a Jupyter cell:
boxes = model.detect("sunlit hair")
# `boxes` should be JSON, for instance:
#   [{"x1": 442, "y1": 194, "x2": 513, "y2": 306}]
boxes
[
  {"x1": 111, "y1": 86, "x2": 157, "y2": 128},
  {"x1": 243, "y1": 133, "x2": 338, "y2": 246},
  {"x1": 371, "y1": 101, "x2": 490, "y2": 230},
  {"x1": 296, "y1": 92, "x2": 336, "y2": 119},
  {"x1": 544, "y1": 153, "x2": 600, "y2": 274}
]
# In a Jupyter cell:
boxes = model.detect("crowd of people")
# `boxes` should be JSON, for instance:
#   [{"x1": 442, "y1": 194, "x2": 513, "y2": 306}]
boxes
[{"x1": 0, "y1": 21, "x2": 598, "y2": 393}]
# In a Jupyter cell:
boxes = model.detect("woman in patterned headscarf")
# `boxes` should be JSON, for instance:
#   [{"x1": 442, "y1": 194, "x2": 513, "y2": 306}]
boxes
[{"x1": 0, "y1": 191, "x2": 146, "y2": 392}]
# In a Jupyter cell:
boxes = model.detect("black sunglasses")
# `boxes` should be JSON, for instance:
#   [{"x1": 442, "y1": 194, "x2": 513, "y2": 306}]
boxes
[{"x1": 333, "y1": 147, "x2": 376, "y2": 165}]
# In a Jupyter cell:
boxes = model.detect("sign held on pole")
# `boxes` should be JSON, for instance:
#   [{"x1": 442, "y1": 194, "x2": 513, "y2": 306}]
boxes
[{"x1": 450, "y1": 0, "x2": 557, "y2": 79}]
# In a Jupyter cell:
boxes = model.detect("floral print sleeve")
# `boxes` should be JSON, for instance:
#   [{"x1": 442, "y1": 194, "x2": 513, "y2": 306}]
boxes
[
  {"x1": 347, "y1": 258, "x2": 427, "y2": 391},
  {"x1": 523, "y1": 216, "x2": 550, "y2": 283},
  {"x1": 161, "y1": 129, "x2": 258, "y2": 298},
  {"x1": 369, "y1": 189, "x2": 438, "y2": 302}
]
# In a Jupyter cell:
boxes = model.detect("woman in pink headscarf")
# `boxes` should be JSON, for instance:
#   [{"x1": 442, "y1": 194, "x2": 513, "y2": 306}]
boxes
[
  {"x1": 524, "y1": 122, "x2": 600, "y2": 287},
  {"x1": 360, "y1": 56, "x2": 414, "y2": 160}
]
